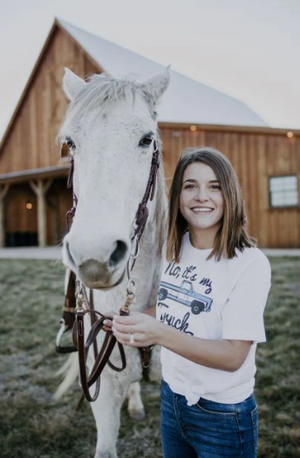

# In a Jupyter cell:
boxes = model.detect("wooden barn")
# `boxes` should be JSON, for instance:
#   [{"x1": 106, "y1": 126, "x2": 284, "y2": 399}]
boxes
[{"x1": 0, "y1": 19, "x2": 299, "y2": 248}]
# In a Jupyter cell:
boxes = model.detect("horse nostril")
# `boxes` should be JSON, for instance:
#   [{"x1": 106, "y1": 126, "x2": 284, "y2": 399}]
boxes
[{"x1": 109, "y1": 240, "x2": 128, "y2": 267}]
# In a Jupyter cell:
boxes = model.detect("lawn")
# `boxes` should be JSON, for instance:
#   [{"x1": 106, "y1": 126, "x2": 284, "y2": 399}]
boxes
[{"x1": 0, "y1": 257, "x2": 299, "y2": 458}]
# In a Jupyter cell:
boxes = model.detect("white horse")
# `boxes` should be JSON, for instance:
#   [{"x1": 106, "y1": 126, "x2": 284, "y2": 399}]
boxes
[{"x1": 57, "y1": 68, "x2": 170, "y2": 458}]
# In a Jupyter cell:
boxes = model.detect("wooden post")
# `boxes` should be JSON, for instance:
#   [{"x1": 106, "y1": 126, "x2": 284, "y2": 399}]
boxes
[
  {"x1": 29, "y1": 179, "x2": 52, "y2": 247},
  {"x1": 0, "y1": 184, "x2": 9, "y2": 247}
]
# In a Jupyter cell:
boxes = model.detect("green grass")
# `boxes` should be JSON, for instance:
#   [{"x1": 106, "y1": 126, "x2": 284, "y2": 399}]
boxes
[
  {"x1": 0, "y1": 257, "x2": 299, "y2": 457},
  {"x1": 256, "y1": 258, "x2": 300, "y2": 458}
]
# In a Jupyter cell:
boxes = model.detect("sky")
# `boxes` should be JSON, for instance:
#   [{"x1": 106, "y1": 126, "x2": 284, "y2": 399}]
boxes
[{"x1": 0, "y1": 0, "x2": 300, "y2": 142}]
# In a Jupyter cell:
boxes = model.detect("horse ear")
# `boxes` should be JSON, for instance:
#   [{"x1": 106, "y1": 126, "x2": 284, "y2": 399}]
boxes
[
  {"x1": 142, "y1": 66, "x2": 171, "y2": 104},
  {"x1": 63, "y1": 68, "x2": 86, "y2": 101}
]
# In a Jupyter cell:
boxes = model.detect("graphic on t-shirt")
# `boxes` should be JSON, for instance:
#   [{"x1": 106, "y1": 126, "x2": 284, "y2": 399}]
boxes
[
  {"x1": 164, "y1": 261, "x2": 213, "y2": 294},
  {"x1": 158, "y1": 280, "x2": 213, "y2": 315}
]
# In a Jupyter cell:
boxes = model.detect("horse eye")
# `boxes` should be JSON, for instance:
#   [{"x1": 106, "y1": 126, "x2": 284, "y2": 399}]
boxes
[
  {"x1": 66, "y1": 138, "x2": 76, "y2": 150},
  {"x1": 139, "y1": 136, "x2": 153, "y2": 147}
]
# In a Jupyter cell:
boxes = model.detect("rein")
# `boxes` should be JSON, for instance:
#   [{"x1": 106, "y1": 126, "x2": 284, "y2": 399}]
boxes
[{"x1": 56, "y1": 139, "x2": 160, "y2": 405}]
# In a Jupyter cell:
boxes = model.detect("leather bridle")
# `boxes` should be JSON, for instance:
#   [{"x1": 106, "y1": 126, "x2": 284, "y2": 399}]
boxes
[{"x1": 56, "y1": 138, "x2": 160, "y2": 406}]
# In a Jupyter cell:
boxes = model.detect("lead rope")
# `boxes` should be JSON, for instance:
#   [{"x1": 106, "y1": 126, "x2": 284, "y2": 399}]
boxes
[{"x1": 73, "y1": 283, "x2": 126, "y2": 410}]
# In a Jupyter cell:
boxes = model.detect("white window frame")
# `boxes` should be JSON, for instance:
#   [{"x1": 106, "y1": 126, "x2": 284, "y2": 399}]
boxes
[{"x1": 269, "y1": 175, "x2": 298, "y2": 209}]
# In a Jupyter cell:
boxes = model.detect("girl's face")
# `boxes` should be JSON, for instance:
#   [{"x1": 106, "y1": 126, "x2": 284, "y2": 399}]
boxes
[{"x1": 179, "y1": 162, "x2": 224, "y2": 248}]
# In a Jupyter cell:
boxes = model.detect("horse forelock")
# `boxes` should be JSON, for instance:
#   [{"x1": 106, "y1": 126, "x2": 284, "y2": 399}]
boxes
[{"x1": 66, "y1": 73, "x2": 157, "y2": 122}]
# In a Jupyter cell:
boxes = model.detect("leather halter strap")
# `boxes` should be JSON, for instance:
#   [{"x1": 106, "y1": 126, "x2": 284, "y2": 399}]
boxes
[
  {"x1": 56, "y1": 270, "x2": 78, "y2": 354},
  {"x1": 138, "y1": 345, "x2": 154, "y2": 382},
  {"x1": 134, "y1": 142, "x2": 159, "y2": 241}
]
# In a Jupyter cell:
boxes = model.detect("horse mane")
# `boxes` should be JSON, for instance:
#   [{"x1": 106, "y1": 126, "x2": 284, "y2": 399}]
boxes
[{"x1": 65, "y1": 73, "x2": 158, "y2": 121}]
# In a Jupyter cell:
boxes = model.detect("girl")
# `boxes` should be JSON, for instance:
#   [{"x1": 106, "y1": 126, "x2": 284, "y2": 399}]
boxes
[{"x1": 111, "y1": 147, "x2": 271, "y2": 458}]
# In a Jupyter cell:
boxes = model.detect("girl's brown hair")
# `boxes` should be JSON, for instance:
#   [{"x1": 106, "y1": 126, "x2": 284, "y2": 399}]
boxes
[{"x1": 167, "y1": 147, "x2": 256, "y2": 262}]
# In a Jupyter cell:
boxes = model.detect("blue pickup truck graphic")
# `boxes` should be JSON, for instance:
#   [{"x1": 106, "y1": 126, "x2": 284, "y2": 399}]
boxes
[{"x1": 158, "y1": 280, "x2": 212, "y2": 315}]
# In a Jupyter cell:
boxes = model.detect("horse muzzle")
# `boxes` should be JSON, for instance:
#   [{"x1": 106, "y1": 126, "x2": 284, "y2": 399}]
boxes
[
  {"x1": 78, "y1": 259, "x2": 126, "y2": 289},
  {"x1": 63, "y1": 236, "x2": 129, "y2": 289}
]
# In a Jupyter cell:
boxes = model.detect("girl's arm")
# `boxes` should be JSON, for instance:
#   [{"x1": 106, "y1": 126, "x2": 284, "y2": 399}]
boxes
[{"x1": 112, "y1": 312, "x2": 252, "y2": 372}]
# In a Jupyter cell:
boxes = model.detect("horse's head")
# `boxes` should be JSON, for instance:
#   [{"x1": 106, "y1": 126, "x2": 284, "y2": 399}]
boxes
[{"x1": 59, "y1": 68, "x2": 170, "y2": 289}]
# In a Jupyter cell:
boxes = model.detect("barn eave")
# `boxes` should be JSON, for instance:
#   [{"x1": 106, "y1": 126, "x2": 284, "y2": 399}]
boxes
[{"x1": 0, "y1": 165, "x2": 69, "y2": 185}]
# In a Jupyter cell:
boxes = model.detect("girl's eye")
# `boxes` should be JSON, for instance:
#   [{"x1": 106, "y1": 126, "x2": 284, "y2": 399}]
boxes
[
  {"x1": 184, "y1": 184, "x2": 196, "y2": 190},
  {"x1": 210, "y1": 184, "x2": 221, "y2": 190},
  {"x1": 139, "y1": 136, "x2": 153, "y2": 147}
]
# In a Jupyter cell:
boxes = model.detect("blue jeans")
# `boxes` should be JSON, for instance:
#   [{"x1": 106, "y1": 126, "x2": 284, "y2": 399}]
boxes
[{"x1": 160, "y1": 379, "x2": 258, "y2": 458}]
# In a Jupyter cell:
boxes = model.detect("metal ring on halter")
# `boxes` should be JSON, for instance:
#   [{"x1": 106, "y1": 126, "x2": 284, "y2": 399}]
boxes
[
  {"x1": 75, "y1": 292, "x2": 84, "y2": 309},
  {"x1": 126, "y1": 278, "x2": 136, "y2": 297},
  {"x1": 133, "y1": 218, "x2": 139, "y2": 232},
  {"x1": 129, "y1": 231, "x2": 139, "y2": 255},
  {"x1": 75, "y1": 291, "x2": 84, "y2": 300},
  {"x1": 75, "y1": 282, "x2": 89, "y2": 310},
  {"x1": 131, "y1": 243, "x2": 140, "y2": 261},
  {"x1": 128, "y1": 233, "x2": 139, "y2": 272}
]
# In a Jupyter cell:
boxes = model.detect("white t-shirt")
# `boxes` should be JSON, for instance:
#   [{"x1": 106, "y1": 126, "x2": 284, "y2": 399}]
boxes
[{"x1": 156, "y1": 232, "x2": 271, "y2": 406}]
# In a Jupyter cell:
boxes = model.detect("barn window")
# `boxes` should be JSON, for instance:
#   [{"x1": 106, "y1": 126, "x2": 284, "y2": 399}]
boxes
[{"x1": 269, "y1": 175, "x2": 298, "y2": 208}]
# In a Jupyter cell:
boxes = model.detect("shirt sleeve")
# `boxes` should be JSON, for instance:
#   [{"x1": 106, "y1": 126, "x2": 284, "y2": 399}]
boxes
[{"x1": 222, "y1": 256, "x2": 271, "y2": 343}]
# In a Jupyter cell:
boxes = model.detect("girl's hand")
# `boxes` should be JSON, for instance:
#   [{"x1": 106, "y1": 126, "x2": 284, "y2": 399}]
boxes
[
  {"x1": 102, "y1": 311, "x2": 115, "y2": 332},
  {"x1": 103, "y1": 318, "x2": 113, "y2": 332},
  {"x1": 111, "y1": 312, "x2": 163, "y2": 347}
]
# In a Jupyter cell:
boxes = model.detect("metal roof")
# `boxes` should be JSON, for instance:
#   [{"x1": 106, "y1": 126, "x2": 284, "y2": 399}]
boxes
[{"x1": 59, "y1": 19, "x2": 268, "y2": 128}]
